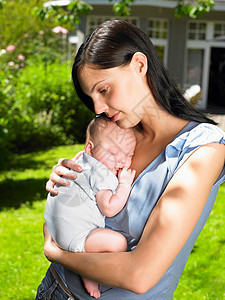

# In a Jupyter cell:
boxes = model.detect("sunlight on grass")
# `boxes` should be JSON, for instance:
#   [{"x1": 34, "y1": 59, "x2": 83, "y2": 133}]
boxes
[
  {"x1": 173, "y1": 184, "x2": 225, "y2": 299},
  {"x1": 0, "y1": 201, "x2": 48, "y2": 299},
  {"x1": 0, "y1": 144, "x2": 83, "y2": 299},
  {"x1": 0, "y1": 145, "x2": 84, "y2": 210},
  {"x1": 0, "y1": 144, "x2": 224, "y2": 299},
  {"x1": 0, "y1": 144, "x2": 84, "y2": 182}
]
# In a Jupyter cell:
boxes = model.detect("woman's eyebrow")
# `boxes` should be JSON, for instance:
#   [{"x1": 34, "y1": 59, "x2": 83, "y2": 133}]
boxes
[{"x1": 90, "y1": 80, "x2": 106, "y2": 94}]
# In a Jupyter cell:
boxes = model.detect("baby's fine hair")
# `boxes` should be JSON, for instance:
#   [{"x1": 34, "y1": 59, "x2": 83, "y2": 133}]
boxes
[{"x1": 86, "y1": 116, "x2": 112, "y2": 143}]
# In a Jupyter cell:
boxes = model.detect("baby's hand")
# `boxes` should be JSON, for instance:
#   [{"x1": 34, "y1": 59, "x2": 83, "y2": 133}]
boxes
[{"x1": 118, "y1": 168, "x2": 136, "y2": 186}]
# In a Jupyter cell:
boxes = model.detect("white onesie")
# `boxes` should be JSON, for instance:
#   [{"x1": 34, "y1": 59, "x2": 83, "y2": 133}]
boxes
[{"x1": 44, "y1": 152, "x2": 118, "y2": 252}]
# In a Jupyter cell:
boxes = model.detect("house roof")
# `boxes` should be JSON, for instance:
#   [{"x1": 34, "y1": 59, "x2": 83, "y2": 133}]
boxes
[{"x1": 44, "y1": 0, "x2": 225, "y2": 11}]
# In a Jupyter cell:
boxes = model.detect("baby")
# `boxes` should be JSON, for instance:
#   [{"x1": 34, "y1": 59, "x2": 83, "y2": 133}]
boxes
[{"x1": 44, "y1": 116, "x2": 136, "y2": 298}]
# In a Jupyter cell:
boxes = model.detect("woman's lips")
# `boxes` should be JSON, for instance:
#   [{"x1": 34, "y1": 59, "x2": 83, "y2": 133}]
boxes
[{"x1": 110, "y1": 112, "x2": 120, "y2": 122}]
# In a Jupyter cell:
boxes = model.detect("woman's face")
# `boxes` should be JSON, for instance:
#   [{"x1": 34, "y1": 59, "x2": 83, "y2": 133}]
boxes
[{"x1": 78, "y1": 59, "x2": 152, "y2": 129}]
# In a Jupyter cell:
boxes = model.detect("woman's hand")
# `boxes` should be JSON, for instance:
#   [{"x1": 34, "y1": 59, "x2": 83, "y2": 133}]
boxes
[
  {"x1": 43, "y1": 223, "x2": 63, "y2": 264},
  {"x1": 46, "y1": 151, "x2": 83, "y2": 195}
]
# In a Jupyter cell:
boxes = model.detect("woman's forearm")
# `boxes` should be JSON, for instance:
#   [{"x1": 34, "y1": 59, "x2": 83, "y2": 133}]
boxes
[
  {"x1": 44, "y1": 222, "x2": 158, "y2": 294},
  {"x1": 43, "y1": 223, "x2": 138, "y2": 292},
  {"x1": 62, "y1": 251, "x2": 132, "y2": 288},
  {"x1": 49, "y1": 247, "x2": 154, "y2": 294}
]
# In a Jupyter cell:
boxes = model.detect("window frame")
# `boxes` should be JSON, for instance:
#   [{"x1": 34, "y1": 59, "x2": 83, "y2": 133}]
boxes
[
  {"x1": 147, "y1": 17, "x2": 169, "y2": 66},
  {"x1": 185, "y1": 20, "x2": 225, "y2": 109}
]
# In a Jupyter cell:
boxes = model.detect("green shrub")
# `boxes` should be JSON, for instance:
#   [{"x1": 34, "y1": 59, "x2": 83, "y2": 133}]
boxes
[
  {"x1": 0, "y1": 58, "x2": 94, "y2": 159},
  {"x1": 0, "y1": 70, "x2": 14, "y2": 166}
]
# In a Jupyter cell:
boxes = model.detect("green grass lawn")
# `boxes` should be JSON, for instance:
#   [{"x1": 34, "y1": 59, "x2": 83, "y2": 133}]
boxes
[{"x1": 0, "y1": 145, "x2": 225, "y2": 299}]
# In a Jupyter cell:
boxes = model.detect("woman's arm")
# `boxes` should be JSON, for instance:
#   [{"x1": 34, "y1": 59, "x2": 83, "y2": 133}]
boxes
[{"x1": 44, "y1": 143, "x2": 225, "y2": 294}]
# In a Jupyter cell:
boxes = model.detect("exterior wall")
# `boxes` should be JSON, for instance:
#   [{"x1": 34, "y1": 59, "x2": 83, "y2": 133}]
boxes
[{"x1": 167, "y1": 18, "x2": 187, "y2": 86}]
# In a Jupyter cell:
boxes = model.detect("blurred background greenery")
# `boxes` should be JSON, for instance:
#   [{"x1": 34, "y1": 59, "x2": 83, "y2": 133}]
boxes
[{"x1": 0, "y1": 0, "x2": 94, "y2": 170}]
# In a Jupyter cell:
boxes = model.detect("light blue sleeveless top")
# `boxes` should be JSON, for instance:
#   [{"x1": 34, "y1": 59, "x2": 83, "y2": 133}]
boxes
[{"x1": 53, "y1": 121, "x2": 225, "y2": 299}]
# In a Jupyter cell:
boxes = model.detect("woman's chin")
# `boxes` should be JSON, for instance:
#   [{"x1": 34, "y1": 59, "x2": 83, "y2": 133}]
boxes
[{"x1": 117, "y1": 118, "x2": 139, "y2": 129}]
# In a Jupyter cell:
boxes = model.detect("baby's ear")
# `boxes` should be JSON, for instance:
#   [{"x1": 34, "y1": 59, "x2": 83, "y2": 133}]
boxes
[{"x1": 84, "y1": 140, "x2": 94, "y2": 156}]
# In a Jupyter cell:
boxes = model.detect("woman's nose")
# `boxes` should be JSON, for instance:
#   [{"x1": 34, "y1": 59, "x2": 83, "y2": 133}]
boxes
[{"x1": 93, "y1": 99, "x2": 108, "y2": 115}]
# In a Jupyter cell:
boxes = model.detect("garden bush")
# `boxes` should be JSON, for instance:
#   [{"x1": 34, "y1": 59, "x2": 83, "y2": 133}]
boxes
[
  {"x1": 0, "y1": 58, "x2": 94, "y2": 167},
  {"x1": 0, "y1": 71, "x2": 14, "y2": 166}
]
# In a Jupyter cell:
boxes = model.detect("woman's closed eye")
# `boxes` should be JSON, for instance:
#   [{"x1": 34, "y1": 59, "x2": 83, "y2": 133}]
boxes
[{"x1": 100, "y1": 87, "x2": 108, "y2": 94}]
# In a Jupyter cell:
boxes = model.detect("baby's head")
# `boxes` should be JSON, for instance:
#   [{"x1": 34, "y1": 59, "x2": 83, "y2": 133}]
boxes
[{"x1": 85, "y1": 116, "x2": 136, "y2": 175}]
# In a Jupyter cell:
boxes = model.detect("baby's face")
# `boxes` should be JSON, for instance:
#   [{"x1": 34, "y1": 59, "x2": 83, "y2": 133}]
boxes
[{"x1": 91, "y1": 123, "x2": 136, "y2": 176}]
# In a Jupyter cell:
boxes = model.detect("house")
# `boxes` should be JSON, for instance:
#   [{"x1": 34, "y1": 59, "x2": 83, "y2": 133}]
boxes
[{"x1": 45, "y1": 0, "x2": 225, "y2": 111}]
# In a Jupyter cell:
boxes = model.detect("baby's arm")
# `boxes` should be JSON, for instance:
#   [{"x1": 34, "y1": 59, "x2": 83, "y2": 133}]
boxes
[{"x1": 96, "y1": 168, "x2": 136, "y2": 217}]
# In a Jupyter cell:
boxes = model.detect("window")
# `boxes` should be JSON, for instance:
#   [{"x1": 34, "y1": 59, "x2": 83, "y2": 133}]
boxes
[
  {"x1": 186, "y1": 21, "x2": 225, "y2": 109},
  {"x1": 186, "y1": 49, "x2": 204, "y2": 86},
  {"x1": 147, "y1": 18, "x2": 168, "y2": 64},
  {"x1": 147, "y1": 19, "x2": 168, "y2": 39},
  {"x1": 214, "y1": 23, "x2": 225, "y2": 38},
  {"x1": 188, "y1": 22, "x2": 206, "y2": 40},
  {"x1": 87, "y1": 16, "x2": 138, "y2": 34},
  {"x1": 154, "y1": 46, "x2": 164, "y2": 62}
]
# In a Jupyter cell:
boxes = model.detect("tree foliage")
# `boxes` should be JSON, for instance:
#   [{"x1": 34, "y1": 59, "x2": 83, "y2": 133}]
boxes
[
  {"x1": 32, "y1": 0, "x2": 93, "y2": 27},
  {"x1": 0, "y1": 0, "x2": 6, "y2": 10},
  {"x1": 109, "y1": 0, "x2": 135, "y2": 17},
  {"x1": 175, "y1": 0, "x2": 215, "y2": 19},
  {"x1": 32, "y1": 0, "x2": 137, "y2": 24},
  {"x1": 0, "y1": 0, "x2": 217, "y2": 25},
  {"x1": 31, "y1": 0, "x2": 216, "y2": 26}
]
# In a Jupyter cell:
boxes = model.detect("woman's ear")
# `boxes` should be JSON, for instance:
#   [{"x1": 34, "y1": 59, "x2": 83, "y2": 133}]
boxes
[
  {"x1": 131, "y1": 52, "x2": 148, "y2": 76},
  {"x1": 84, "y1": 140, "x2": 94, "y2": 156}
]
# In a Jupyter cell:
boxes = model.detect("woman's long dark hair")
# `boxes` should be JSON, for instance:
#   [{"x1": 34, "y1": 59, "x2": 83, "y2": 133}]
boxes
[{"x1": 72, "y1": 19, "x2": 216, "y2": 125}]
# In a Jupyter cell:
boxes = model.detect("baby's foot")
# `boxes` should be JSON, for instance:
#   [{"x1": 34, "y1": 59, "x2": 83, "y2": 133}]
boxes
[{"x1": 82, "y1": 277, "x2": 101, "y2": 299}]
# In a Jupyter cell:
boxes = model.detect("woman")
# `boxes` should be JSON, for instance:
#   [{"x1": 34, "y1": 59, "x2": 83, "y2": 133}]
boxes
[{"x1": 37, "y1": 20, "x2": 225, "y2": 299}]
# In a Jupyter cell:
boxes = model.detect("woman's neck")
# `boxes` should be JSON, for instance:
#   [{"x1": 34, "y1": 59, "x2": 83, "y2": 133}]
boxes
[
  {"x1": 131, "y1": 105, "x2": 189, "y2": 178},
  {"x1": 136, "y1": 101, "x2": 189, "y2": 143}
]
